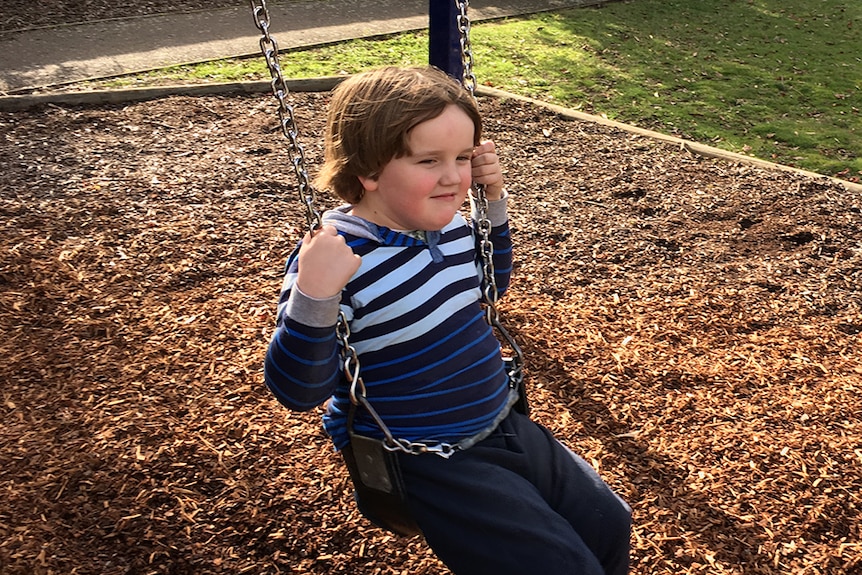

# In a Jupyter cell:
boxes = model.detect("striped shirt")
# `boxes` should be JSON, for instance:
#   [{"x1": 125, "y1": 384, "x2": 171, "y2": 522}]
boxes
[{"x1": 264, "y1": 197, "x2": 513, "y2": 450}]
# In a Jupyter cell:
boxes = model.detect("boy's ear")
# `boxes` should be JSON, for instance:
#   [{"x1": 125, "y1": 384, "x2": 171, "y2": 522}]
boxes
[{"x1": 358, "y1": 174, "x2": 379, "y2": 192}]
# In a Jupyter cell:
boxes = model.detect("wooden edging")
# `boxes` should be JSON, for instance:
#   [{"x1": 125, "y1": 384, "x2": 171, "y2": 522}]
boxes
[
  {"x1": 0, "y1": 78, "x2": 340, "y2": 111},
  {"x1": 2, "y1": 77, "x2": 859, "y2": 194}
]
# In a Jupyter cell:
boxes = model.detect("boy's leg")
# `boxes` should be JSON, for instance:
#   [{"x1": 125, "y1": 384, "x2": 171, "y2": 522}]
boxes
[
  {"x1": 398, "y1": 411, "x2": 631, "y2": 575},
  {"x1": 522, "y1": 414, "x2": 632, "y2": 575}
]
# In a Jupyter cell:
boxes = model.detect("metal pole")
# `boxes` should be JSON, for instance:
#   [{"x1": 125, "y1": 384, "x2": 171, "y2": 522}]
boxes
[{"x1": 428, "y1": 0, "x2": 463, "y2": 79}]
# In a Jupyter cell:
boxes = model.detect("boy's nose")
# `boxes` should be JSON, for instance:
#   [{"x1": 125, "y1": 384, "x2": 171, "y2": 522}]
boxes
[{"x1": 440, "y1": 162, "x2": 463, "y2": 186}]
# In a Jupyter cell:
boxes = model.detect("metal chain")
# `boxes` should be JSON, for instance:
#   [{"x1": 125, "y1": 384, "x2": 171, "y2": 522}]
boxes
[
  {"x1": 455, "y1": 0, "x2": 525, "y2": 389},
  {"x1": 249, "y1": 0, "x2": 322, "y2": 234},
  {"x1": 341, "y1": 306, "x2": 461, "y2": 457},
  {"x1": 456, "y1": 0, "x2": 497, "y2": 310},
  {"x1": 455, "y1": 0, "x2": 478, "y2": 98},
  {"x1": 247, "y1": 0, "x2": 400, "y2": 453},
  {"x1": 250, "y1": 0, "x2": 377, "y2": 423},
  {"x1": 342, "y1": 311, "x2": 460, "y2": 457}
]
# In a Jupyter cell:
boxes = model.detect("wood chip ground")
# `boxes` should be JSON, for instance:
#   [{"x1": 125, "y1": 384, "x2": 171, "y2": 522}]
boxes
[{"x1": 1, "y1": 92, "x2": 860, "y2": 574}]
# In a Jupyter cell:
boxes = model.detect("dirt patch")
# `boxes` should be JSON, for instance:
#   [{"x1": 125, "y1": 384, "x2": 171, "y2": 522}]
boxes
[{"x1": 1, "y1": 91, "x2": 860, "y2": 574}]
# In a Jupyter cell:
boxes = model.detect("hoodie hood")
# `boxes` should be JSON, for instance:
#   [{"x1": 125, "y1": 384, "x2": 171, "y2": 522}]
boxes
[{"x1": 323, "y1": 205, "x2": 445, "y2": 263}]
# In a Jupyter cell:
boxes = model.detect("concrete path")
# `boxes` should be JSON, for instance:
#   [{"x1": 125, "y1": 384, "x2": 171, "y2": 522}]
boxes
[{"x1": 0, "y1": 0, "x2": 600, "y2": 93}]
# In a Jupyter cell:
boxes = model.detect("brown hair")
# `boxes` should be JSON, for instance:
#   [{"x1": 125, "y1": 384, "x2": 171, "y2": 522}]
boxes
[{"x1": 315, "y1": 66, "x2": 482, "y2": 204}]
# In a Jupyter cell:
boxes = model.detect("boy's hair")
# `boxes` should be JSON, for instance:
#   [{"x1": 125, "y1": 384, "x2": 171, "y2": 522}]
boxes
[{"x1": 315, "y1": 66, "x2": 483, "y2": 204}]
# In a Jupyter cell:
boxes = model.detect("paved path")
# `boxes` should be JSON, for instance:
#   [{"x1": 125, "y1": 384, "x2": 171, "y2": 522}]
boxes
[{"x1": 0, "y1": 0, "x2": 600, "y2": 93}]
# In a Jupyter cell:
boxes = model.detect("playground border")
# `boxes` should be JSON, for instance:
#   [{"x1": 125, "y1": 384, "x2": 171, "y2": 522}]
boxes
[{"x1": 2, "y1": 78, "x2": 859, "y2": 194}]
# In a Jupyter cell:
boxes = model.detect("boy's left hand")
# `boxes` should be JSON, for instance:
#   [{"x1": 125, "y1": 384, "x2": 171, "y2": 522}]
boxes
[{"x1": 471, "y1": 140, "x2": 505, "y2": 201}]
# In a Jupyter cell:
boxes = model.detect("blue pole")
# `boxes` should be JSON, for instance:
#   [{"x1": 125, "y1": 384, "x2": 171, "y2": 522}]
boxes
[{"x1": 428, "y1": 1, "x2": 463, "y2": 80}]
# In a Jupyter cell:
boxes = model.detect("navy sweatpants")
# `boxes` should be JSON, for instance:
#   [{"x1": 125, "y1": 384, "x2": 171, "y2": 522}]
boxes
[{"x1": 397, "y1": 410, "x2": 631, "y2": 575}]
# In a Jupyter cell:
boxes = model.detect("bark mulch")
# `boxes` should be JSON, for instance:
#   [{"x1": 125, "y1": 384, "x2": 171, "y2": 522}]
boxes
[{"x1": 1, "y1": 91, "x2": 860, "y2": 574}]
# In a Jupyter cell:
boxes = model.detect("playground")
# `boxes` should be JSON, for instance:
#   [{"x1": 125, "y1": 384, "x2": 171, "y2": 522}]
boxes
[
  {"x1": 2, "y1": 1, "x2": 861, "y2": 574},
  {"x1": 2, "y1": 87, "x2": 860, "y2": 574}
]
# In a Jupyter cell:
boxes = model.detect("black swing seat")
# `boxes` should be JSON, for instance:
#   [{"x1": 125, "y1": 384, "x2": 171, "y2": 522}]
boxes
[
  {"x1": 342, "y1": 433, "x2": 421, "y2": 537},
  {"x1": 342, "y1": 359, "x2": 527, "y2": 537}
]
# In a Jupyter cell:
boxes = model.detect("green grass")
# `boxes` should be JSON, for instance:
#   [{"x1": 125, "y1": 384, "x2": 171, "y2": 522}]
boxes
[{"x1": 110, "y1": 0, "x2": 862, "y2": 180}]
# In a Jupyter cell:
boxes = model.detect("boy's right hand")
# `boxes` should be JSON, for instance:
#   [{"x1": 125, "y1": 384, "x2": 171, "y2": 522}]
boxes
[{"x1": 295, "y1": 225, "x2": 362, "y2": 299}]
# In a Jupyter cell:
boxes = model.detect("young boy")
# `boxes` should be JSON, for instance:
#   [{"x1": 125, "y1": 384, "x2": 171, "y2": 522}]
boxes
[{"x1": 264, "y1": 66, "x2": 631, "y2": 575}]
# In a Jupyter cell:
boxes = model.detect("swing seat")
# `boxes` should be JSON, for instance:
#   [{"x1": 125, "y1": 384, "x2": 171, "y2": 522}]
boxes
[
  {"x1": 342, "y1": 433, "x2": 422, "y2": 537},
  {"x1": 342, "y1": 359, "x2": 527, "y2": 537}
]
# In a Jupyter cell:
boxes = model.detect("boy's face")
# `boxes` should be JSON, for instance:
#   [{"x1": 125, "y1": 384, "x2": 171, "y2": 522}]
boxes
[{"x1": 354, "y1": 105, "x2": 474, "y2": 231}]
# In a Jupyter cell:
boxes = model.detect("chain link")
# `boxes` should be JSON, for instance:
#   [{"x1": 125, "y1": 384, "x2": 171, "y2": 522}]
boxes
[
  {"x1": 385, "y1": 438, "x2": 460, "y2": 458},
  {"x1": 338, "y1": 309, "x2": 363, "y2": 400},
  {"x1": 249, "y1": 0, "x2": 322, "y2": 235}
]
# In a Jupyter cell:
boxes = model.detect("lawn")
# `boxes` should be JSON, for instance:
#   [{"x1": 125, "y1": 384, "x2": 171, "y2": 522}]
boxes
[{"x1": 117, "y1": 0, "x2": 862, "y2": 182}]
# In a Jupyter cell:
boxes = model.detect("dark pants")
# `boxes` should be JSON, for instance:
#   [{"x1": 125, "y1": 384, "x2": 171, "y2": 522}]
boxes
[{"x1": 397, "y1": 410, "x2": 631, "y2": 575}]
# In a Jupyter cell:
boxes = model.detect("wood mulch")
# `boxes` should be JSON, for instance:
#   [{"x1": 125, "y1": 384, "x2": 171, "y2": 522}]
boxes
[{"x1": 1, "y1": 90, "x2": 860, "y2": 574}]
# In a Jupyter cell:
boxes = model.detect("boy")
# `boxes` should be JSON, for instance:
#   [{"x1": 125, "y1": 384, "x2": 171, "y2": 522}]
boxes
[{"x1": 264, "y1": 66, "x2": 631, "y2": 575}]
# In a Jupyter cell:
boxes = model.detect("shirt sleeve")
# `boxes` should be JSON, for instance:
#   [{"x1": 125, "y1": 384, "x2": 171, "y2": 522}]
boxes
[{"x1": 263, "y1": 250, "x2": 344, "y2": 412}]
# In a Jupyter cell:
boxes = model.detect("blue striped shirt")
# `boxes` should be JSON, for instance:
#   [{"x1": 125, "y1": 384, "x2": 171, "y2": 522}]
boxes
[{"x1": 264, "y1": 198, "x2": 513, "y2": 450}]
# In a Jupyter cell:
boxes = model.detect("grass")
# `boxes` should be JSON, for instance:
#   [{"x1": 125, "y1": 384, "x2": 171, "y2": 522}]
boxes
[{"x1": 104, "y1": 0, "x2": 861, "y2": 180}]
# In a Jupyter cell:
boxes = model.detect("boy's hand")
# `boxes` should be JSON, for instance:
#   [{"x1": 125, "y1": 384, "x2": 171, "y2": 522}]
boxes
[
  {"x1": 471, "y1": 140, "x2": 505, "y2": 201},
  {"x1": 296, "y1": 225, "x2": 362, "y2": 299}
]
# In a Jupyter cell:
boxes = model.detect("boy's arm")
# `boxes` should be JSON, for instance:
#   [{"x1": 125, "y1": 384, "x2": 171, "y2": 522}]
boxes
[
  {"x1": 264, "y1": 285, "x2": 342, "y2": 411},
  {"x1": 264, "y1": 228, "x2": 360, "y2": 411}
]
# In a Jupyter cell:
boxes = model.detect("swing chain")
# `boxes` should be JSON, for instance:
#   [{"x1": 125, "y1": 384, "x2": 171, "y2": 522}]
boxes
[
  {"x1": 455, "y1": 0, "x2": 478, "y2": 98},
  {"x1": 251, "y1": 0, "x2": 375, "y2": 427},
  {"x1": 341, "y1": 306, "x2": 461, "y2": 457},
  {"x1": 455, "y1": 1, "x2": 498, "y2": 314},
  {"x1": 249, "y1": 0, "x2": 322, "y2": 235},
  {"x1": 455, "y1": 0, "x2": 525, "y2": 387},
  {"x1": 247, "y1": 0, "x2": 396, "y2": 454}
]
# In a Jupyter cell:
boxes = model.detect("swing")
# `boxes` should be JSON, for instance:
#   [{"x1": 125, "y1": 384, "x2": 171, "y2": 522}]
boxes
[{"x1": 249, "y1": 0, "x2": 528, "y2": 537}]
